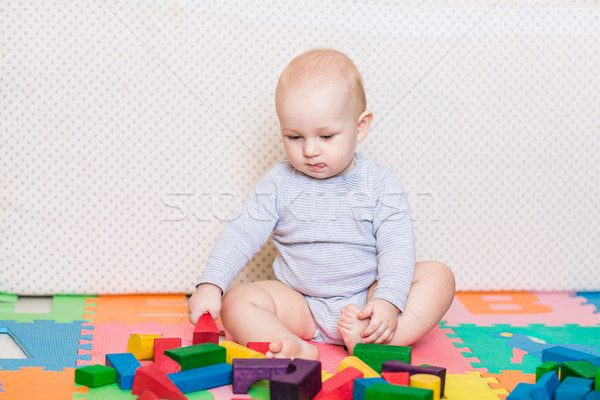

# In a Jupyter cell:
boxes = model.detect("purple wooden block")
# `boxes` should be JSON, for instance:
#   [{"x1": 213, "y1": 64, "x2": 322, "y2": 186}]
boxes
[
  {"x1": 270, "y1": 358, "x2": 322, "y2": 400},
  {"x1": 232, "y1": 358, "x2": 291, "y2": 394},
  {"x1": 381, "y1": 360, "x2": 447, "y2": 398}
]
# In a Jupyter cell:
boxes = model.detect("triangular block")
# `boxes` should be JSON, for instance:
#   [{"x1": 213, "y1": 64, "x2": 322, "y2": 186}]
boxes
[{"x1": 132, "y1": 364, "x2": 187, "y2": 400}]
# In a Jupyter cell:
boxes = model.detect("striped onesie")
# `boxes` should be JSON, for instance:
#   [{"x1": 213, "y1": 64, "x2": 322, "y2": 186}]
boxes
[{"x1": 198, "y1": 153, "x2": 416, "y2": 344}]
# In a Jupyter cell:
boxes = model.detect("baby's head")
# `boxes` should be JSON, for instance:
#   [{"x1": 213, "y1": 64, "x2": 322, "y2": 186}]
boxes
[{"x1": 275, "y1": 49, "x2": 373, "y2": 179}]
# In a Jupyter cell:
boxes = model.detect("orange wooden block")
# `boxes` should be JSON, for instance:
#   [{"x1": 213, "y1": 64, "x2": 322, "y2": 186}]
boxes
[
  {"x1": 193, "y1": 313, "x2": 219, "y2": 345},
  {"x1": 314, "y1": 366, "x2": 363, "y2": 399},
  {"x1": 382, "y1": 371, "x2": 409, "y2": 386}
]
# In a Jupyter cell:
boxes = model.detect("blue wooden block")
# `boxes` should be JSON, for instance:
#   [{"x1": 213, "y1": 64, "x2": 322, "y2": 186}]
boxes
[
  {"x1": 584, "y1": 390, "x2": 600, "y2": 399},
  {"x1": 562, "y1": 376, "x2": 594, "y2": 389},
  {"x1": 353, "y1": 377, "x2": 388, "y2": 400},
  {"x1": 168, "y1": 363, "x2": 232, "y2": 393},
  {"x1": 507, "y1": 382, "x2": 535, "y2": 400},
  {"x1": 105, "y1": 352, "x2": 141, "y2": 390},
  {"x1": 536, "y1": 371, "x2": 560, "y2": 398},
  {"x1": 555, "y1": 383, "x2": 590, "y2": 400},
  {"x1": 530, "y1": 386, "x2": 551, "y2": 400},
  {"x1": 542, "y1": 346, "x2": 598, "y2": 365}
]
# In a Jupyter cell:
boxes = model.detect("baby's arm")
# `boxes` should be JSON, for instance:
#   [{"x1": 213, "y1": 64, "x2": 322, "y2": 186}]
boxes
[
  {"x1": 188, "y1": 283, "x2": 223, "y2": 325},
  {"x1": 357, "y1": 298, "x2": 400, "y2": 344},
  {"x1": 362, "y1": 169, "x2": 415, "y2": 341}
]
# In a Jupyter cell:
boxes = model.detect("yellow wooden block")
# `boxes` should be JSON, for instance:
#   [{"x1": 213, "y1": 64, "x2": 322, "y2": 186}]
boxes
[
  {"x1": 410, "y1": 373, "x2": 440, "y2": 400},
  {"x1": 219, "y1": 340, "x2": 266, "y2": 364},
  {"x1": 337, "y1": 356, "x2": 380, "y2": 378},
  {"x1": 127, "y1": 333, "x2": 162, "y2": 360}
]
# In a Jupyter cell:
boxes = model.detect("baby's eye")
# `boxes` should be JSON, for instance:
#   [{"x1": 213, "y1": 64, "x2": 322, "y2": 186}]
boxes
[
  {"x1": 321, "y1": 135, "x2": 334, "y2": 140},
  {"x1": 288, "y1": 136, "x2": 302, "y2": 141}
]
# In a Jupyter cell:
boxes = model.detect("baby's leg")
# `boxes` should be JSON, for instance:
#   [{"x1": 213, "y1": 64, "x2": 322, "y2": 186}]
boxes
[
  {"x1": 338, "y1": 260, "x2": 455, "y2": 351},
  {"x1": 220, "y1": 280, "x2": 319, "y2": 360}
]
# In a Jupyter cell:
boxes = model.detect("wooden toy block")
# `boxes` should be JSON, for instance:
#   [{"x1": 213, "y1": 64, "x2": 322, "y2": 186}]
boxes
[
  {"x1": 313, "y1": 366, "x2": 363, "y2": 399},
  {"x1": 105, "y1": 352, "x2": 142, "y2": 390},
  {"x1": 381, "y1": 371, "x2": 409, "y2": 386},
  {"x1": 584, "y1": 356, "x2": 600, "y2": 367},
  {"x1": 530, "y1": 385, "x2": 552, "y2": 400},
  {"x1": 165, "y1": 342, "x2": 225, "y2": 371},
  {"x1": 154, "y1": 337, "x2": 182, "y2": 374},
  {"x1": 193, "y1": 313, "x2": 219, "y2": 345},
  {"x1": 554, "y1": 383, "x2": 590, "y2": 399},
  {"x1": 561, "y1": 361, "x2": 598, "y2": 381},
  {"x1": 596, "y1": 365, "x2": 600, "y2": 391},
  {"x1": 247, "y1": 341, "x2": 271, "y2": 355},
  {"x1": 381, "y1": 360, "x2": 447, "y2": 398},
  {"x1": 585, "y1": 391, "x2": 600, "y2": 400},
  {"x1": 562, "y1": 376, "x2": 594, "y2": 389},
  {"x1": 270, "y1": 358, "x2": 323, "y2": 400},
  {"x1": 353, "y1": 378, "x2": 388, "y2": 400},
  {"x1": 128, "y1": 333, "x2": 163, "y2": 360},
  {"x1": 132, "y1": 364, "x2": 187, "y2": 400},
  {"x1": 535, "y1": 371, "x2": 560, "y2": 399},
  {"x1": 137, "y1": 390, "x2": 161, "y2": 400},
  {"x1": 75, "y1": 364, "x2": 116, "y2": 388},
  {"x1": 365, "y1": 382, "x2": 433, "y2": 400},
  {"x1": 167, "y1": 363, "x2": 232, "y2": 393},
  {"x1": 409, "y1": 374, "x2": 440, "y2": 400},
  {"x1": 353, "y1": 343, "x2": 411, "y2": 373},
  {"x1": 232, "y1": 357, "x2": 291, "y2": 394},
  {"x1": 542, "y1": 346, "x2": 598, "y2": 365},
  {"x1": 219, "y1": 340, "x2": 266, "y2": 364},
  {"x1": 506, "y1": 382, "x2": 536, "y2": 400},
  {"x1": 536, "y1": 361, "x2": 560, "y2": 381},
  {"x1": 337, "y1": 356, "x2": 379, "y2": 378}
]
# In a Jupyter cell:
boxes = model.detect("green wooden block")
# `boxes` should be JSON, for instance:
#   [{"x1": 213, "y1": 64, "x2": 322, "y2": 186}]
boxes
[
  {"x1": 560, "y1": 361, "x2": 597, "y2": 381},
  {"x1": 536, "y1": 361, "x2": 560, "y2": 381},
  {"x1": 365, "y1": 382, "x2": 433, "y2": 400},
  {"x1": 353, "y1": 343, "x2": 411, "y2": 373},
  {"x1": 75, "y1": 364, "x2": 116, "y2": 388},
  {"x1": 595, "y1": 366, "x2": 600, "y2": 391},
  {"x1": 165, "y1": 342, "x2": 225, "y2": 371}
]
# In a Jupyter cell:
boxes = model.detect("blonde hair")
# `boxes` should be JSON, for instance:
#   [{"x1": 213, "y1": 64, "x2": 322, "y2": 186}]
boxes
[{"x1": 276, "y1": 49, "x2": 367, "y2": 116}]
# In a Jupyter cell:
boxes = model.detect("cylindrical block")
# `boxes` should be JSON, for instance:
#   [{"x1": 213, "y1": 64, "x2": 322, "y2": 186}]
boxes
[
  {"x1": 410, "y1": 373, "x2": 440, "y2": 400},
  {"x1": 127, "y1": 333, "x2": 163, "y2": 360}
]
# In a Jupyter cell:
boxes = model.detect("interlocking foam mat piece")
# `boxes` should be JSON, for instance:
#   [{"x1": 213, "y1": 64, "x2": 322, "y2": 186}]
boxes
[{"x1": 0, "y1": 291, "x2": 599, "y2": 399}]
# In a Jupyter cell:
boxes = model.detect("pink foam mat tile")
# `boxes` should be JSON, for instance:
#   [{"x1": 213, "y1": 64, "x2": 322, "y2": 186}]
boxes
[
  {"x1": 83, "y1": 321, "x2": 194, "y2": 366},
  {"x1": 443, "y1": 291, "x2": 600, "y2": 327},
  {"x1": 308, "y1": 341, "x2": 349, "y2": 374},
  {"x1": 411, "y1": 325, "x2": 488, "y2": 374}
]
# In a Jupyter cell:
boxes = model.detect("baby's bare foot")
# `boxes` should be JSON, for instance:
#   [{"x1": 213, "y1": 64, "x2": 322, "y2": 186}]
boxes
[
  {"x1": 337, "y1": 304, "x2": 369, "y2": 354},
  {"x1": 266, "y1": 336, "x2": 319, "y2": 360}
]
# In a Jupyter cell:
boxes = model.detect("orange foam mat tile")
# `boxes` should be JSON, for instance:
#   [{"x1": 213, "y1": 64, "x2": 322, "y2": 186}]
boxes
[
  {"x1": 92, "y1": 294, "x2": 190, "y2": 325},
  {"x1": 0, "y1": 367, "x2": 87, "y2": 400}
]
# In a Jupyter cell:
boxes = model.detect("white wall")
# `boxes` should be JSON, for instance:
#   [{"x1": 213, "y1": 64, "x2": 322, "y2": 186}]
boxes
[{"x1": 2, "y1": 1, "x2": 599, "y2": 294}]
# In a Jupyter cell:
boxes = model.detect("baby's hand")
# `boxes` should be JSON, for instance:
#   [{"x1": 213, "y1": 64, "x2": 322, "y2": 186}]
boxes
[
  {"x1": 187, "y1": 283, "x2": 223, "y2": 325},
  {"x1": 357, "y1": 298, "x2": 400, "y2": 344}
]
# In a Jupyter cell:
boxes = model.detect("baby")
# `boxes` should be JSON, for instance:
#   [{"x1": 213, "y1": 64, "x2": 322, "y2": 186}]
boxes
[{"x1": 188, "y1": 49, "x2": 455, "y2": 360}]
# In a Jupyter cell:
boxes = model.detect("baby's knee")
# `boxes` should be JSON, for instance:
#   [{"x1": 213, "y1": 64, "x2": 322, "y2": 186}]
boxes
[
  {"x1": 221, "y1": 283, "x2": 274, "y2": 315},
  {"x1": 416, "y1": 260, "x2": 455, "y2": 293}
]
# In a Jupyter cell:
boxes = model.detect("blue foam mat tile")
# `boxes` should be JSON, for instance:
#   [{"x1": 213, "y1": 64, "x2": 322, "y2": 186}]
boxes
[{"x1": 0, "y1": 320, "x2": 93, "y2": 371}]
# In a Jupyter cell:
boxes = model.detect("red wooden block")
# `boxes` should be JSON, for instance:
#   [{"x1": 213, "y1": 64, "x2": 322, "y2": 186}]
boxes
[
  {"x1": 381, "y1": 371, "x2": 409, "y2": 386},
  {"x1": 247, "y1": 342, "x2": 271, "y2": 355},
  {"x1": 314, "y1": 366, "x2": 363, "y2": 399},
  {"x1": 193, "y1": 313, "x2": 220, "y2": 345},
  {"x1": 132, "y1": 364, "x2": 187, "y2": 400},
  {"x1": 137, "y1": 390, "x2": 161, "y2": 400},
  {"x1": 154, "y1": 337, "x2": 182, "y2": 374}
]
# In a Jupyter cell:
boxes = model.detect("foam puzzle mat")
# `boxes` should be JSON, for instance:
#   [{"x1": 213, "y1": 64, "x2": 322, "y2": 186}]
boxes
[{"x1": 1, "y1": 291, "x2": 599, "y2": 399}]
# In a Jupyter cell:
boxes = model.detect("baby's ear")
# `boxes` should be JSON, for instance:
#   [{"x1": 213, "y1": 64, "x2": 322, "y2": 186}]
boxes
[{"x1": 357, "y1": 110, "x2": 373, "y2": 142}]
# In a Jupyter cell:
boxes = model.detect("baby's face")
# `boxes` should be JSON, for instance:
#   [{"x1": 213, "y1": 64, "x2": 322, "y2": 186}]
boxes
[{"x1": 277, "y1": 79, "x2": 364, "y2": 179}]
